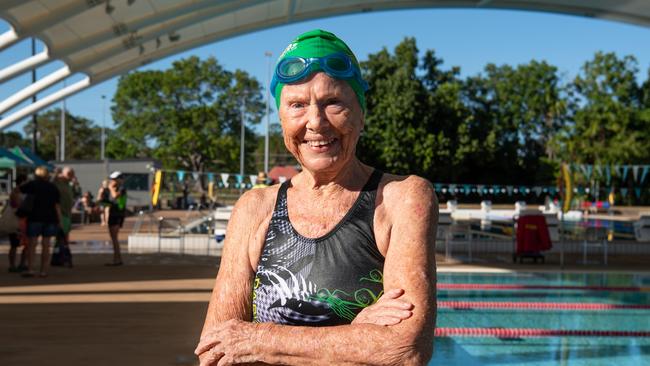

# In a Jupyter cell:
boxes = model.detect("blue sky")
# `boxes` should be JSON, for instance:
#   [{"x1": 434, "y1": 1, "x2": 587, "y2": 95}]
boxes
[{"x1": 1, "y1": 8, "x2": 650, "y2": 136}]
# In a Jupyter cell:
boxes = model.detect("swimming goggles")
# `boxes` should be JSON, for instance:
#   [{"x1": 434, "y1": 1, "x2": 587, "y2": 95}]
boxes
[{"x1": 270, "y1": 52, "x2": 369, "y2": 95}]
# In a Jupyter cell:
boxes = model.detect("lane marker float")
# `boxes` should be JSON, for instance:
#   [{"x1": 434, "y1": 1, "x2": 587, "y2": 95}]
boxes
[
  {"x1": 438, "y1": 283, "x2": 650, "y2": 292},
  {"x1": 435, "y1": 327, "x2": 650, "y2": 338},
  {"x1": 438, "y1": 301, "x2": 650, "y2": 311}
]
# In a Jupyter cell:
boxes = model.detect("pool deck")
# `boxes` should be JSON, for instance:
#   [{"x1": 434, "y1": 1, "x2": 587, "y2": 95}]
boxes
[{"x1": 1, "y1": 215, "x2": 649, "y2": 366}]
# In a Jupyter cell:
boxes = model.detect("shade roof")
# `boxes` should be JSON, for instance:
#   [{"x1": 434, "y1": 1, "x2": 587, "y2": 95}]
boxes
[{"x1": 1, "y1": 0, "x2": 650, "y2": 130}]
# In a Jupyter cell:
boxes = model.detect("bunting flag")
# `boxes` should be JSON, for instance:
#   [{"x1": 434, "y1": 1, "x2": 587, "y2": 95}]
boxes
[
  {"x1": 635, "y1": 188, "x2": 642, "y2": 199},
  {"x1": 614, "y1": 165, "x2": 621, "y2": 177},
  {"x1": 207, "y1": 173, "x2": 214, "y2": 183},
  {"x1": 633, "y1": 166, "x2": 640, "y2": 182},
  {"x1": 549, "y1": 187, "x2": 557, "y2": 195},
  {"x1": 492, "y1": 185, "x2": 500, "y2": 194},
  {"x1": 463, "y1": 185, "x2": 471, "y2": 195},
  {"x1": 434, "y1": 183, "x2": 442, "y2": 192},
  {"x1": 621, "y1": 188, "x2": 628, "y2": 197},
  {"x1": 605, "y1": 166, "x2": 611, "y2": 186},
  {"x1": 622, "y1": 165, "x2": 629, "y2": 181},
  {"x1": 235, "y1": 174, "x2": 244, "y2": 188},
  {"x1": 192, "y1": 172, "x2": 200, "y2": 182},
  {"x1": 249, "y1": 174, "x2": 258, "y2": 186},
  {"x1": 176, "y1": 170, "x2": 185, "y2": 182},
  {"x1": 449, "y1": 184, "x2": 457, "y2": 194},
  {"x1": 595, "y1": 165, "x2": 602, "y2": 178},
  {"x1": 582, "y1": 165, "x2": 593, "y2": 181},
  {"x1": 477, "y1": 185, "x2": 484, "y2": 196},
  {"x1": 534, "y1": 187, "x2": 542, "y2": 196},
  {"x1": 220, "y1": 173, "x2": 230, "y2": 188},
  {"x1": 641, "y1": 167, "x2": 650, "y2": 185}
]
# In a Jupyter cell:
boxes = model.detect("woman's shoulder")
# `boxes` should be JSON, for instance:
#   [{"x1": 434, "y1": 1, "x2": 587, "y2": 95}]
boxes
[
  {"x1": 231, "y1": 184, "x2": 281, "y2": 220},
  {"x1": 378, "y1": 173, "x2": 437, "y2": 210}
]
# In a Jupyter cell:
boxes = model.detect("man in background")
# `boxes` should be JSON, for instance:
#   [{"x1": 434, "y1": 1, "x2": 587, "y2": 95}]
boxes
[{"x1": 52, "y1": 167, "x2": 80, "y2": 267}]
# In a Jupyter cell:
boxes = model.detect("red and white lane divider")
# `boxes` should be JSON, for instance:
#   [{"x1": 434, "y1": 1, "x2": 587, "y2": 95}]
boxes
[
  {"x1": 438, "y1": 283, "x2": 650, "y2": 292},
  {"x1": 435, "y1": 327, "x2": 650, "y2": 338},
  {"x1": 438, "y1": 300, "x2": 650, "y2": 311}
]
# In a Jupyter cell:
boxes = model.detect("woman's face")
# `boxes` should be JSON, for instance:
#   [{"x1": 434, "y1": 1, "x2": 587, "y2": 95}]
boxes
[{"x1": 279, "y1": 72, "x2": 364, "y2": 174}]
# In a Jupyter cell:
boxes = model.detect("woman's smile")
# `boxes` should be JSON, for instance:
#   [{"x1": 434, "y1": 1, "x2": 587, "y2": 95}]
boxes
[{"x1": 304, "y1": 137, "x2": 339, "y2": 153}]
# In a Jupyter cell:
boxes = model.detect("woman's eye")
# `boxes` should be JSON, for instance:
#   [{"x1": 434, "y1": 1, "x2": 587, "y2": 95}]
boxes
[{"x1": 325, "y1": 99, "x2": 344, "y2": 111}]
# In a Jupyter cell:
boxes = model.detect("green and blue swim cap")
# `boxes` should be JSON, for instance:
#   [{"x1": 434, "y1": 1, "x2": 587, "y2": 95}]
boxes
[{"x1": 271, "y1": 29, "x2": 368, "y2": 113}]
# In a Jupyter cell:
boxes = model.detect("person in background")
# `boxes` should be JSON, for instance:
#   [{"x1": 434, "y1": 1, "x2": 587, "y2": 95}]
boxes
[
  {"x1": 252, "y1": 171, "x2": 269, "y2": 189},
  {"x1": 52, "y1": 167, "x2": 78, "y2": 267},
  {"x1": 104, "y1": 171, "x2": 127, "y2": 266},
  {"x1": 7, "y1": 174, "x2": 28, "y2": 272},
  {"x1": 81, "y1": 191, "x2": 96, "y2": 224},
  {"x1": 20, "y1": 166, "x2": 61, "y2": 277},
  {"x1": 97, "y1": 180, "x2": 111, "y2": 226}
]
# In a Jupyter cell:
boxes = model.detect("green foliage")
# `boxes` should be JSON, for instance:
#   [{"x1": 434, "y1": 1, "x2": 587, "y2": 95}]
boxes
[
  {"x1": 23, "y1": 108, "x2": 101, "y2": 160},
  {"x1": 557, "y1": 52, "x2": 647, "y2": 165},
  {"x1": 359, "y1": 38, "x2": 567, "y2": 185},
  {"x1": 110, "y1": 56, "x2": 264, "y2": 172},
  {"x1": 0, "y1": 131, "x2": 29, "y2": 148},
  {"x1": 106, "y1": 44, "x2": 650, "y2": 205}
]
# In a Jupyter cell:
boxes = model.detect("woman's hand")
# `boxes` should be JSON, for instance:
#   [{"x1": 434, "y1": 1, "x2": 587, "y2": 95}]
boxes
[
  {"x1": 352, "y1": 288, "x2": 413, "y2": 326},
  {"x1": 195, "y1": 319, "x2": 263, "y2": 366}
]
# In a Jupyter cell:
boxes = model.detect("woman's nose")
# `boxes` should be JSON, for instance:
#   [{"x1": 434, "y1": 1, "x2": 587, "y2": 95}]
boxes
[{"x1": 305, "y1": 103, "x2": 328, "y2": 132}]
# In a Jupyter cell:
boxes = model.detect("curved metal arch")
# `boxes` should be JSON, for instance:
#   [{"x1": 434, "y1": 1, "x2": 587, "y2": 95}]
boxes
[{"x1": 1, "y1": 0, "x2": 650, "y2": 130}]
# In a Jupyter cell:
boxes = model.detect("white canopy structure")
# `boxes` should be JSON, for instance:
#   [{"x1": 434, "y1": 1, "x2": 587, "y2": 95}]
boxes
[{"x1": 1, "y1": 0, "x2": 650, "y2": 130}]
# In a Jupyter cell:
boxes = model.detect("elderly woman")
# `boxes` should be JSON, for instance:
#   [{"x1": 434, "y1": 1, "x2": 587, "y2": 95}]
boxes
[{"x1": 196, "y1": 29, "x2": 438, "y2": 365}]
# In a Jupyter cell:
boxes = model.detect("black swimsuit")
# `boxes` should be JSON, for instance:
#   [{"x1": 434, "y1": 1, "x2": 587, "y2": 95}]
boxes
[{"x1": 252, "y1": 170, "x2": 385, "y2": 326}]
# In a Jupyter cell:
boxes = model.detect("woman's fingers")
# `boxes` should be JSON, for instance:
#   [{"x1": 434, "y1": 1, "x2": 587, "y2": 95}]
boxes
[
  {"x1": 199, "y1": 350, "x2": 223, "y2": 366},
  {"x1": 382, "y1": 288, "x2": 405, "y2": 299},
  {"x1": 195, "y1": 335, "x2": 220, "y2": 356},
  {"x1": 376, "y1": 298, "x2": 414, "y2": 310}
]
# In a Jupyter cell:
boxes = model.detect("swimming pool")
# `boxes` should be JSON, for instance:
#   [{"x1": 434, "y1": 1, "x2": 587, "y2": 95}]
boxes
[{"x1": 431, "y1": 272, "x2": 650, "y2": 365}]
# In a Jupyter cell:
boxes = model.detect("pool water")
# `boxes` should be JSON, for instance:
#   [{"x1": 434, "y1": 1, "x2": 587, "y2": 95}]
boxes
[{"x1": 431, "y1": 272, "x2": 650, "y2": 365}]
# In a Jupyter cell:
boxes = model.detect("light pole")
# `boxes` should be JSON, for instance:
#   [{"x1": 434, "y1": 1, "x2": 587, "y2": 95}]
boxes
[
  {"x1": 264, "y1": 51, "x2": 272, "y2": 174},
  {"x1": 31, "y1": 37, "x2": 38, "y2": 154},
  {"x1": 239, "y1": 92, "x2": 246, "y2": 194},
  {"x1": 60, "y1": 79, "x2": 66, "y2": 161},
  {"x1": 101, "y1": 94, "x2": 109, "y2": 177},
  {"x1": 101, "y1": 95, "x2": 106, "y2": 160}
]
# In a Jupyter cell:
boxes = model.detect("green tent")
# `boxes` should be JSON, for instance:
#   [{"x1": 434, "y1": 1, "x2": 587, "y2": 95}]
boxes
[
  {"x1": 0, "y1": 148, "x2": 31, "y2": 167},
  {"x1": 11, "y1": 146, "x2": 52, "y2": 169},
  {"x1": 0, "y1": 157, "x2": 15, "y2": 170}
]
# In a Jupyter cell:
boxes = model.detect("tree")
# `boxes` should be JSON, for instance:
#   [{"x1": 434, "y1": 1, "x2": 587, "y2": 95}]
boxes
[
  {"x1": 110, "y1": 56, "x2": 265, "y2": 173},
  {"x1": 23, "y1": 108, "x2": 101, "y2": 161},
  {"x1": 559, "y1": 52, "x2": 647, "y2": 165},
  {"x1": 0, "y1": 131, "x2": 29, "y2": 148},
  {"x1": 359, "y1": 38, "x2": 461, "y2": 180},
  {"x1": 462, "y1": 61, "x2": 568, "y2": 184}
]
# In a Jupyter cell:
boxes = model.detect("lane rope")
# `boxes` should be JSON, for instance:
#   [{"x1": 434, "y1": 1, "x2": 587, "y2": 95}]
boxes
[
  {"x1": 438, "y1": 300, "x2": 650, "y2": 311},
  {"x1": 438, "y1": 283, "x2": 650, "y2": 292},
  {"x1": 435, "y1": 327, "x2": 650, "y2": 338}
]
